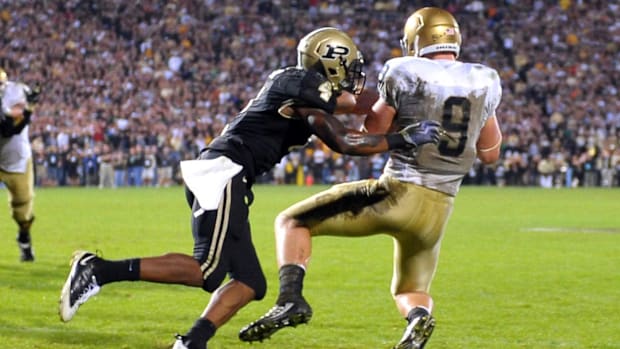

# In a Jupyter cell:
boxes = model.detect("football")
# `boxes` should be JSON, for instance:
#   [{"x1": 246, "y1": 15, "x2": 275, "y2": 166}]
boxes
[{"x1": 352, "y1": 88, "x2": 379, "y2": 115}]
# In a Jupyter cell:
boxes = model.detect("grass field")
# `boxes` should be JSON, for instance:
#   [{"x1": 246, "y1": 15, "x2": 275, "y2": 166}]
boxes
[{"x1": 0, "y1": 185, "x2": 618, "y2": 349}]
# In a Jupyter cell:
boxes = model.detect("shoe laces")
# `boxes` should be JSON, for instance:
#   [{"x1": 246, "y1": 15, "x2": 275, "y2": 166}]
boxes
[
  {"x1": 76, "y1": 275, "x2": 100, "y2": 305},
  {"x1": 264, "y1": 304, "x2": 287, "y2": 317}
]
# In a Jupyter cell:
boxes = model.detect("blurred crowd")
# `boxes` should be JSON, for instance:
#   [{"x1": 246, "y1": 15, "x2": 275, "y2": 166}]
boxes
[{"x1": 1, "y1": 0, "x2": 618, "y2": 189}]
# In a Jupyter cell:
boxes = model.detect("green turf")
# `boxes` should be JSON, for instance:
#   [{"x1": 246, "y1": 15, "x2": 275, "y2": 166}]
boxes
[{"x1": 0, "y1": 185, "x2": 618, "y2": 349}]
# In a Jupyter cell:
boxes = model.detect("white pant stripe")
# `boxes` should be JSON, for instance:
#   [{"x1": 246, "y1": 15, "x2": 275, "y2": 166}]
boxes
[{"x1": 200, "y1": 180, "x2": 232, "y2": 278}]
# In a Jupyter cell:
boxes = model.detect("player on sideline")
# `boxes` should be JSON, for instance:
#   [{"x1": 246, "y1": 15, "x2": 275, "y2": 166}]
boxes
[
  {"x1": 58, "y1": 27, "x2": 442, "y2": 349},
  {"x1": 239, "y1": 8, "x2": 503, "y2": 349},
  {"x1": 0, "y1": 69, "x2": 40, "y2": 262}
]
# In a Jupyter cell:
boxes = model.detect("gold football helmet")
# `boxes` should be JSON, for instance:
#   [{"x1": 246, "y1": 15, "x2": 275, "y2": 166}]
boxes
[
  {"x1": 400, "y1": 7, "x2": 462, "y2": 58},
  {"x1": 297, "y1": 27, "x2": 365, "y2": 94},
  {"x1": 0, "y1": 68, "x2": 7, "y2": 84}
]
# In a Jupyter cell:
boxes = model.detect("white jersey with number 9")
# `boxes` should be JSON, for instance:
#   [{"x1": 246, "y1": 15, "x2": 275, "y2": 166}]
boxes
[{"x1": 378, "y1": 56, "x2": 502, "y2": 196}]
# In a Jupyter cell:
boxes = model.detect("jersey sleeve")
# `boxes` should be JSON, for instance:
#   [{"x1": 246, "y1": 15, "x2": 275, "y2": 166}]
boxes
[
  {"x1": 377, "y1": 59, "x2": 412, "y2": 110},
  {"x1": 486, "y1": 68, "x2": 502, "y2": 117},
  {"x1": 296, "y1": 70, "x2": 337, "y2": 114},
  {"x1": 0, "y1": 81, "x2": 31, "y2": 137}
]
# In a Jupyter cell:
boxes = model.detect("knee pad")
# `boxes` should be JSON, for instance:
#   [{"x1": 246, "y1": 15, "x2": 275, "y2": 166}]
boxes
[
  {"x1": 201, "y1": 276, "x2": 225, "y2": 293},
  {"x1": 200, "y1": 273, "x2": 266, "y2": 301},
  {"x1": 16, "y1": 216, "x2": 35, "y2": 232},
  {"x1": 235, "y1": 272, "x2": 267, "y2": 301},
  {"x1": 12, "y1": 199, "x2": 33, "y2": 223},
  {"x1": 249, "y1": 273, "x2": 267, "y2": 300}
]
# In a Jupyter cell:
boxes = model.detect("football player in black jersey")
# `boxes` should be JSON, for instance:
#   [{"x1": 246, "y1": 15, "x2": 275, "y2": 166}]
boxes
[{"x1": 59, "y1": 27, "x2": 441, "y2": 349}]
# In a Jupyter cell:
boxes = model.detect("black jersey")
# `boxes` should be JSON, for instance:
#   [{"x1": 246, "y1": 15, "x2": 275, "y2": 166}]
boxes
[{"x1": 207, "y1": 67, "x2": 337, "y2": 183}]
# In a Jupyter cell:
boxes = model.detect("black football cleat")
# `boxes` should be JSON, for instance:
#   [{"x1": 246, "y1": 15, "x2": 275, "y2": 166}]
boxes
[
  {"x1": 171, "y1": 333, "x2": 207, "y2": 349},
  {"x1": 393, "y1": 308, "x2": 436, "y2": 349},
  {"x1": 171, "y1": 334, "x2": 190, "y2": 349},
  {"x1": 17, "y1": 241, "x2": 35, "y2": 262},
  {"x1": 239, "y1": 298, "x2": 313, "y2": 342}
]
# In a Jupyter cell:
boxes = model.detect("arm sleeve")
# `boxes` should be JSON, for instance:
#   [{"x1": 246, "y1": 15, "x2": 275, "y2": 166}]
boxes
[
  {"x1": 0, "y1": 109, "x2": 31, "y2": 137},
  {"x1": 485, "y1": 69, "x2": 502, "y2": 118},
  {"x1": 296, "y1": 70, "x2": 337, "y2": 114},
  {"x1": 377, "y1": 62, "x2": 400, "y2": 110}
]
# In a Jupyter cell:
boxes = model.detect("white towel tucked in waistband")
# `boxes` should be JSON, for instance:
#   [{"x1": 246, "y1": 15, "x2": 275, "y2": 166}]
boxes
[{"x1": 180, "y1": 156, "x2": 243, "y2": 215}]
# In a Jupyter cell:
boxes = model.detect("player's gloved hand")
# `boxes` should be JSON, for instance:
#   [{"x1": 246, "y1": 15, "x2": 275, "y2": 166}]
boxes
[
  {"x1": 386, "y1": 120, "x2": 442, "y2": 150},
  {"x1": 400, "y1": 120, "x2": 442, "y2": 147},
  {"x1": 25, "y1": 83, "x2": 41, "y2": 104}
]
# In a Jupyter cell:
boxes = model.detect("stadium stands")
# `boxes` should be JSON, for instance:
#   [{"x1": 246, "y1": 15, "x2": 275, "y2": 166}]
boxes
[{"x1": 1, "y1": 0, "x2": 618, "y2": 188}]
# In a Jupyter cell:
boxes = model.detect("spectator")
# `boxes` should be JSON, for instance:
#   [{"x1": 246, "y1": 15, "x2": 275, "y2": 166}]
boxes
[
  {"x1": 127, "y1": 145, "x2": 145, "y2": 187},
  {"x1": 82, "y1": 148, "x2": 99, "y2": 187},
  {"x1": 537, "y1": 155, "x2": 556, "y2": 188},
  {"x1": 156, "y1": 145, "x2": 174, "y2": 188},
  {"x1": 98, "y1": 144, "x2": 115, "y2": 189},
  {"x1": 113, "y1": 150, "x2": 127, "y2": 187},
  {"x1": 0, "y1": 1, "x2": 617, "y2": 188},
  {"x1": 142, "y1": 145, "x2": 157, "y2": 187}
]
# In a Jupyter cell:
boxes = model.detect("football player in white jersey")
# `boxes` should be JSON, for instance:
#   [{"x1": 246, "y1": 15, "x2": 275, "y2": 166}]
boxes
[
  {"x1": 0, "y1": 69, "x2": 40, "y2": 262},
  {"x1": 240, "y1": 7, "x2": 503, "y2": 349}
]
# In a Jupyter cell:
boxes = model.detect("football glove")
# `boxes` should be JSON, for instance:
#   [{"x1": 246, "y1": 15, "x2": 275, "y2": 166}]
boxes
[
  {"x1": 386, "y1": 120, "x2": 442, "y2": 150},
  {"x1": 25, "y1": 83, "x2": 41, "y2": 104},
  {"x1": 399, "y1": 120, "x2": 442, "y2": 148}
]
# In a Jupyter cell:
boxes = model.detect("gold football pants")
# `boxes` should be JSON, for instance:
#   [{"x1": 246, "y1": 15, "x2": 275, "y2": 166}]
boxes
[
  {"x1": 0, "y1": 158, "x2": 35, "y2": 225},
  {"x1": 281, "y1": 174, "x2": 454, "y2": 295}
]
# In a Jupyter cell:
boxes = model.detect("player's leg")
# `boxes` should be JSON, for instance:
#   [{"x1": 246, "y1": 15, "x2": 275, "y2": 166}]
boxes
[
  {"x1": 58, "y1": 174, "x2": 241, "y2": 323},
  {"x1": 175, "y1": 172, "x2": 266, "y2": 349},
  {"x1": 238, "y1": 210, "x2": 315, "y2": 342},
  {"x1": 3, "y1": 159, "x2": 36, "y2": 261},
  {"x1": 59, "y1": 251, "x2": 203, "y2": 321},
  {"x1": 391, "y1": 244, "x2": 439, "y2": 349},
  {"x1": 174, "y1": 280, "x2": 256, "y2": 349},
  {"x1": 390, "y1": 184, "x2": 454, "y2": 349},
  {"x1": 276, "y1": 177, "x2": 391, "y2": 266},
  {"x1": 240, "y1": 178, "x2": 392, "y2": 342}
]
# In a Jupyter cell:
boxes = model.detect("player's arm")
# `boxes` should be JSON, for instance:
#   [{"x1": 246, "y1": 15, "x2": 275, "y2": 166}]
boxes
[
  {"x1": 362, "y1": 97, "x2": 396, "y2": 133},
  {"x1": 476, "y1": 68, "x2": 503, "y2": 164},
  {"x1": 334, "y1": 89, "x2": 380, "y2": 115},
  {"x1": 476, "y1": 115, "x2": 502, "y2": 164},
  {"x1": 0, "y1": 82, "x2": 37, "y2": 137},
  {"x1": 361, "y1": 62, "x2": 399, "y2": 133},
  {"x1": 297, "y1": 107, "x2": 441, "y2": 156},
  {"x1": 0, "y1": 102, "x2": 30, "y2": 138}
]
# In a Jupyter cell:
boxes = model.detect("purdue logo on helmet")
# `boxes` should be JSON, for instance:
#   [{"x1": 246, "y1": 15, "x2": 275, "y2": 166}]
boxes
[
  {"x1": 321, "y1": 45, "x2": 350, "y2": 60},
  {"x1": 400, "y1": 7, "x2": 462, "y2": 58},
  {"x1": 297, "y1": 27, "x2": 366, "y2": 95}
]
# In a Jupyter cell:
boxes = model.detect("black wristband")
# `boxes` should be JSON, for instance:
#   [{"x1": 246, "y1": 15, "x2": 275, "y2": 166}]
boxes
[{"x1": 386, "y1": 133, "x2": 407, "y2": 150}]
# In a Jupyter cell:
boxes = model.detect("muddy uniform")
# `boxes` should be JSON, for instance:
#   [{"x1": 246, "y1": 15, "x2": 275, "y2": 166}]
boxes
[{"x1": 283, "y1": 57, "x2": 501, "y2": 294}]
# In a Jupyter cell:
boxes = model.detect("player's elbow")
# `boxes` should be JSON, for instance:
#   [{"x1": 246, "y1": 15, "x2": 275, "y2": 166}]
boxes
[
  {"x1": 332, "y1": 143, "x2": 353, "y2": 155},
  {"x1": 476, "y1": 129, "x2": 502, "y2": 164},
  {"x1": 324, "y1": 138, "x2": 357, "y2": 155},
  {"x1": 477, "y1": 148, "x2": 500, "y2": 164}
]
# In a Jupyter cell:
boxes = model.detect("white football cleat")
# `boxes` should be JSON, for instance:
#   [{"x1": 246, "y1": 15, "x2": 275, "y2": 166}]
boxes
[{"x1": 59, "y1": 251, "x2": 101, "y2": 322}]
